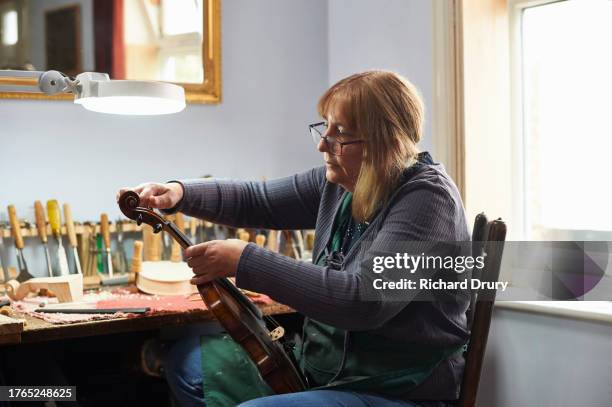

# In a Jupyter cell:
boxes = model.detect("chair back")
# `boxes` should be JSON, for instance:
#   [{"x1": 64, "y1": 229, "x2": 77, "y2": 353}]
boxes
[{"x1": 456, "y1": 214, "x2": 507, "y2": 407}]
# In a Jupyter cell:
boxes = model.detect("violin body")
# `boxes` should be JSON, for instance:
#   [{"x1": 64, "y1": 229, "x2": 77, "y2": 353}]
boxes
[
  {"x1": 118, "y1": 191, "x2": 306, "y2": 393},
  {"x1": 200, "y1": 281, "x2": 305, "y2": 392}
]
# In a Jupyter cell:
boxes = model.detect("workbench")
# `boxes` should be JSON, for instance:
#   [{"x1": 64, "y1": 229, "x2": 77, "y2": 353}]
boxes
[{"x1": 0, "y1": 301, "x2": 294, "y2": 346}]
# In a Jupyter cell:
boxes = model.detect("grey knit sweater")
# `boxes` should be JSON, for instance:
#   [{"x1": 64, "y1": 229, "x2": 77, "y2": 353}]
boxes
[{"x1": 174, "y1": 156, "x2": 470, "y2": 400}]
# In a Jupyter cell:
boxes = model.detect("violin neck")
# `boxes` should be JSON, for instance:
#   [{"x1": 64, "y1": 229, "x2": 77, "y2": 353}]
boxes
[{"x1": 165, "y1": 221, "x2": 193, "y2": 249}]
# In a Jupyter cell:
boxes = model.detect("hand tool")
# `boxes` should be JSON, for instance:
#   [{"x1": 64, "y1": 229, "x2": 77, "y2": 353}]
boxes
[
  {"x1": 0, "y1": 223, "x2": 11, "y2": 283},
  {"x1": 83, "y1": 223, "x2": 97, "y2": 276},
  {"x1": 35, "y1": 307, "x2": 150, "y2": 314},
  {"x1": 47, "y1": 200, "x2": 70, "y2": 275},
  {"x1": 112, "y1": 220, "x2": 128, "y2": 273},
  {"x1": 100, "y1": 213, "x2": 113, "y2": 278},
  {"x1": 131, "y1": 240, "x2": 143, "y2": 275},
  {"x1": 96, "y1": 233, "x2": 104, "y2": 272},
  {"x1": 255, "y1": 234, "x2": 266, "y2": 248},
  {"x1": 266, "y1": 230, "x2": 280, "y2": 253},
  {"x1": 238, "y1": 229, "x2": 250, "y2": 242},
  {"x1": 170, "y1": 213, "x2": 185, "y2": 262},
  {"x1": 7, "y1": 205, "x2": 34, "y2": 282},
  {"x1": 142, "y1": 224, "x2": 162, "y2": 261},
  {"x1": 292, "y1": 230, "x2": 305, "y2": 259},
  {"x1": 63, "y1": 203, "x2": 82, "y2": 274},
  {"x1": 189, "y1": 217, "x2": 198, "y2": 244},
  {"x1": 34, "y1": 200, "x2": 54, "y2": 276},
  {"x1": 99, "y1": 216, "x2": 129, "y2": 286},
  {"x1": 198, "y1": 219, "x2": 207, "y2": 242}
]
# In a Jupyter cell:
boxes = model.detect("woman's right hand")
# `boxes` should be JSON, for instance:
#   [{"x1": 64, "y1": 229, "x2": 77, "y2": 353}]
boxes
[{"x1": 116, "y1": 182, "x2": 184, "y2": 210}]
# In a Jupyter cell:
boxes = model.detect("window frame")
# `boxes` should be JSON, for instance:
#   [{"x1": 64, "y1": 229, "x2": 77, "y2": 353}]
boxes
[{"x1": 508, "y1": 0, "x2": 612, "y2": 241}]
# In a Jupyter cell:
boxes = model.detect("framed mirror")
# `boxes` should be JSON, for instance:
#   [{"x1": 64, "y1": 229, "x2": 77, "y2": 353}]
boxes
[{"x1": 0, "y1": 0, "x2": 221, "y2": 103}]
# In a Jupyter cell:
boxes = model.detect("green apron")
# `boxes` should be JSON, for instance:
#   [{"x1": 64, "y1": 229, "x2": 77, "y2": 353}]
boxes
[
  {"x1": 200, "y1": 334, "x2": 273, "y2": 407},
  {"x1": 297, "y1": 193, "x2": 463, "y2": 396},
  {"x1": 199, "y1": 192, "x2": 464, "y2": 406}
]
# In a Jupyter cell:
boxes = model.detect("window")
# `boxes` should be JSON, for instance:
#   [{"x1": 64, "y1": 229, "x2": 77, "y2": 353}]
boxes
[
  {"x1": 511, "y1": 0, "x2": 612, "y2": 240},
  {"x1": 1, "y1": 10, "x2": 18, "y2": 46},
  {"x1": 158, "y1": 0, "x2": 203, "y2": 83}
]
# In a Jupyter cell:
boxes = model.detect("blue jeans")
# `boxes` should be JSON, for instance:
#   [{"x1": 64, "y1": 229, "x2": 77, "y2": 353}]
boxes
[{"x1": 165, "y1": 335, "x2": 422, "y2": 407}]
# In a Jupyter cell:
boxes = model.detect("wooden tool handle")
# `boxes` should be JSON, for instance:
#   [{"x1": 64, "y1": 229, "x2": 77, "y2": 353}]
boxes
[
  {"x1": 63, "y1": 203, "x2": 78, "y2": 248},
  {"x1": 131, "y1": 240, "x2": 143, "y2": 274},
  {"x1": 305, "y1": 231, "x2": 315, "y2": 251},
  {"x1": 255, "y1": 234, "x2": 266, "y2": 247},
  {"x1": 266, "y1": 230, "x2": 280, "y2": 253},
  {"x1": 34, "y1": 201, "x2": 48, "y2": 243},
  {"x1": 190, "y1": 217, "x2": 197, "y2": 236},
  {"x1": 238, "y1": 230, "x2": 250, "y2": 242},
  {"x1": 46, "y1": 200, "x2": 62, "y2": 237},
  {"x1": 100, "y1": 213, "x2": 110, "y2": 250},
  {"x1": 170, "y1": 242, "x2": 182, "y2": 262},
  {"x1": 142, "y1": 225, "x2": 161, "y2": 261},
  {"x1": 175, "y1": 212, "x2": 185, "y2": 231},
  {"x1": 7, "y1": 205, "x2": 24, "y2": 249}
]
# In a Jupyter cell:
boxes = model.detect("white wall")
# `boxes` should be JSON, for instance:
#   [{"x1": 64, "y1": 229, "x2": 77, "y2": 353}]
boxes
[
  {"x1": 478, "y1": 308, "x2": 612, "y2": 407},
  {"x1": 327, "y1": 0, "x2": 434, "y2": 153}
]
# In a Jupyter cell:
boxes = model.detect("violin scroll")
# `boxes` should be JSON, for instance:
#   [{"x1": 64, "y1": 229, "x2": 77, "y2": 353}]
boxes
[
  {"x1": 118, "y1": 191, "x2": 165, "y2": 234},
  {"x1": 118, "y1": 191, "x2": 141, "y2": 219}
]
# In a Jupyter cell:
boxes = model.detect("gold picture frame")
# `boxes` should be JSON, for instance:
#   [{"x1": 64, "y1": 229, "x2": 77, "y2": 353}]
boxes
[{"x1": 0, "y1": 0, "x2": 221, "y2": 104}]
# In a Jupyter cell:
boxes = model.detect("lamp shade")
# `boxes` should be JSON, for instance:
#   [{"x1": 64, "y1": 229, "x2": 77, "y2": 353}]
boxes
[{"x1": 73, "y1": 73, "x2": 186, "y2": 115}]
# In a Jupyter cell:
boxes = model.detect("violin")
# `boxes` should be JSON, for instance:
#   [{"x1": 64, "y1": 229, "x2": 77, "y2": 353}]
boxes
[{"x1": 118, "y1": 191, "x2": 306, "y2": 393}]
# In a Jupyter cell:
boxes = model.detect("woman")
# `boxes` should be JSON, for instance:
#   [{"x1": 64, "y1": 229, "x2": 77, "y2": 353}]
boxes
[{"x1": 119, "y1": 71, "x2": 470, "y2": 407}]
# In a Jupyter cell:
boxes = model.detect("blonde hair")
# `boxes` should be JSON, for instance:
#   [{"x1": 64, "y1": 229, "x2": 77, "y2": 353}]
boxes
[{"x1": 318, "y1": 70, "x2": 424, "y2": 222}]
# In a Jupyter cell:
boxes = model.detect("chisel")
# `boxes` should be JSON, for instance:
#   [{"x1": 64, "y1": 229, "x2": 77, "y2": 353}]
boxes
[
  {"x1": 35, "y1": 307, "x2": 150, "y2": 314},
  {"x1": 47, "y1": 200, "x2": 70, "y2": 276},
  {"x1": 7, "y1": 205, "x2": 33, "y2": 282},
  {"x1": 162, "y1": 215, "x2": 173, "y2": 260},
  {"x1": 0, "y1": 224, "x2": 10, "y2": 282},
  {"x1": 112, "y1": 220, "x2": 128, "y2": 274},
  {"x1": 189, "y1": 217, "x2": 198, "y2": 244},
  {"x1": 255, "y1": 234, "x2": 266, "y2": 248},
  {"x1": 34, "y1": 200, "x2": 54, "y2": 277},
  {"x1": 63, "y1": 203, "x2": 82, "y2": 274},
  {"x1": 100, "y1": 213, "x2": 113, "y2": 278},
  {"x1": 170, "y1": 213, "x2": 185, "y2": 262}
]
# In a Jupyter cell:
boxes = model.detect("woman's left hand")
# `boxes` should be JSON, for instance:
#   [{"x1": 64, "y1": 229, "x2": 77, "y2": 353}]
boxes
[{"x1": 185, "y1": 239, "x2": 249, "y2": 285}]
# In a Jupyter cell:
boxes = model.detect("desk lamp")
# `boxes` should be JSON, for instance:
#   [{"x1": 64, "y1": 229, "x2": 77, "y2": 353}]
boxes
[{"x1": 0, "y1": 70, "x2": 186, "y2": 115}]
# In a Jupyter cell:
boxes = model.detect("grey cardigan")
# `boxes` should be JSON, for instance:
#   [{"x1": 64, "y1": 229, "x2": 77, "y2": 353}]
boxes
[{"x1": 174, "y1": 158, "x2": 470, "y2": 400}]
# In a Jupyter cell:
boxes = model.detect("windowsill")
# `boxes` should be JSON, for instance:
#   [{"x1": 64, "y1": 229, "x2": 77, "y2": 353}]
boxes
[{"x1": 495, "y1": 301, "x2": 612, "y2": 325}]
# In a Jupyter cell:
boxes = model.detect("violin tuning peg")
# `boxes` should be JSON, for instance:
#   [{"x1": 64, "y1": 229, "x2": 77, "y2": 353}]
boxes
[
  {"x1": 154, "y1": 224, "x2": 163, "y2": 234},
  {"x1": 137, "y1": 214, "x2": 143, "y2": 226}
]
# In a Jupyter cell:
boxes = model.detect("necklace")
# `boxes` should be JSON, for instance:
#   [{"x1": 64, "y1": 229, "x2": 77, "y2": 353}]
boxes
[{"x1": 340, "y1": 217, "x2": 367, "y2": 255}]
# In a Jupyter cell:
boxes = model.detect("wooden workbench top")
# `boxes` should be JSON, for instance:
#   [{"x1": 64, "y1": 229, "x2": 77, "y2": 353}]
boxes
[{"x1": 1, "y1": 302, "x2": 294, "y2": 346}]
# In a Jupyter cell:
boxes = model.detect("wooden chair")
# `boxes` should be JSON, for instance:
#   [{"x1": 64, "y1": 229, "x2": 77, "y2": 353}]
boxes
[{"x1": 456, "y1": 213, "x2": 507, "y2": 407}]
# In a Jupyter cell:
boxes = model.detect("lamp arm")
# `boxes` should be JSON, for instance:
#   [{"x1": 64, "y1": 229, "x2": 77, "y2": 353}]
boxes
[
  {"x1": 0, "y1": 69, "x2": 79, "y2": 95},
  {"x1": 38, "y1": 70, "x2": 79, "y2": 95}
]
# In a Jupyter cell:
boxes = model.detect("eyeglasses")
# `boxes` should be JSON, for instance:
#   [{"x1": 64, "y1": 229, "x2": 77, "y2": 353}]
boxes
[{"x1": 308, "y1": 121, "x2": 363, "y2": 156}]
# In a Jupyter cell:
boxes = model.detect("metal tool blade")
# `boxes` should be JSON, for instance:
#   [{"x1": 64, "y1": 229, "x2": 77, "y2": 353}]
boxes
[
  {"x1": 57, "y1": 239, "x2": 70, "y2": 276},
  {"x1": 16, "y1": 250, "x2": 32, "y2": 282},
  {"x1": 0, "y1": 225, "x2": 10, "y2": 282},
  {"x1": 107, "y1": 251, "x2": 114, "y2": 278},
  {"x1": 43, "y1": 246, "x2": 54, "y2": 276},
  {"x1": 73, "y1": 247, "x2": 82, "y2": 274}
]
